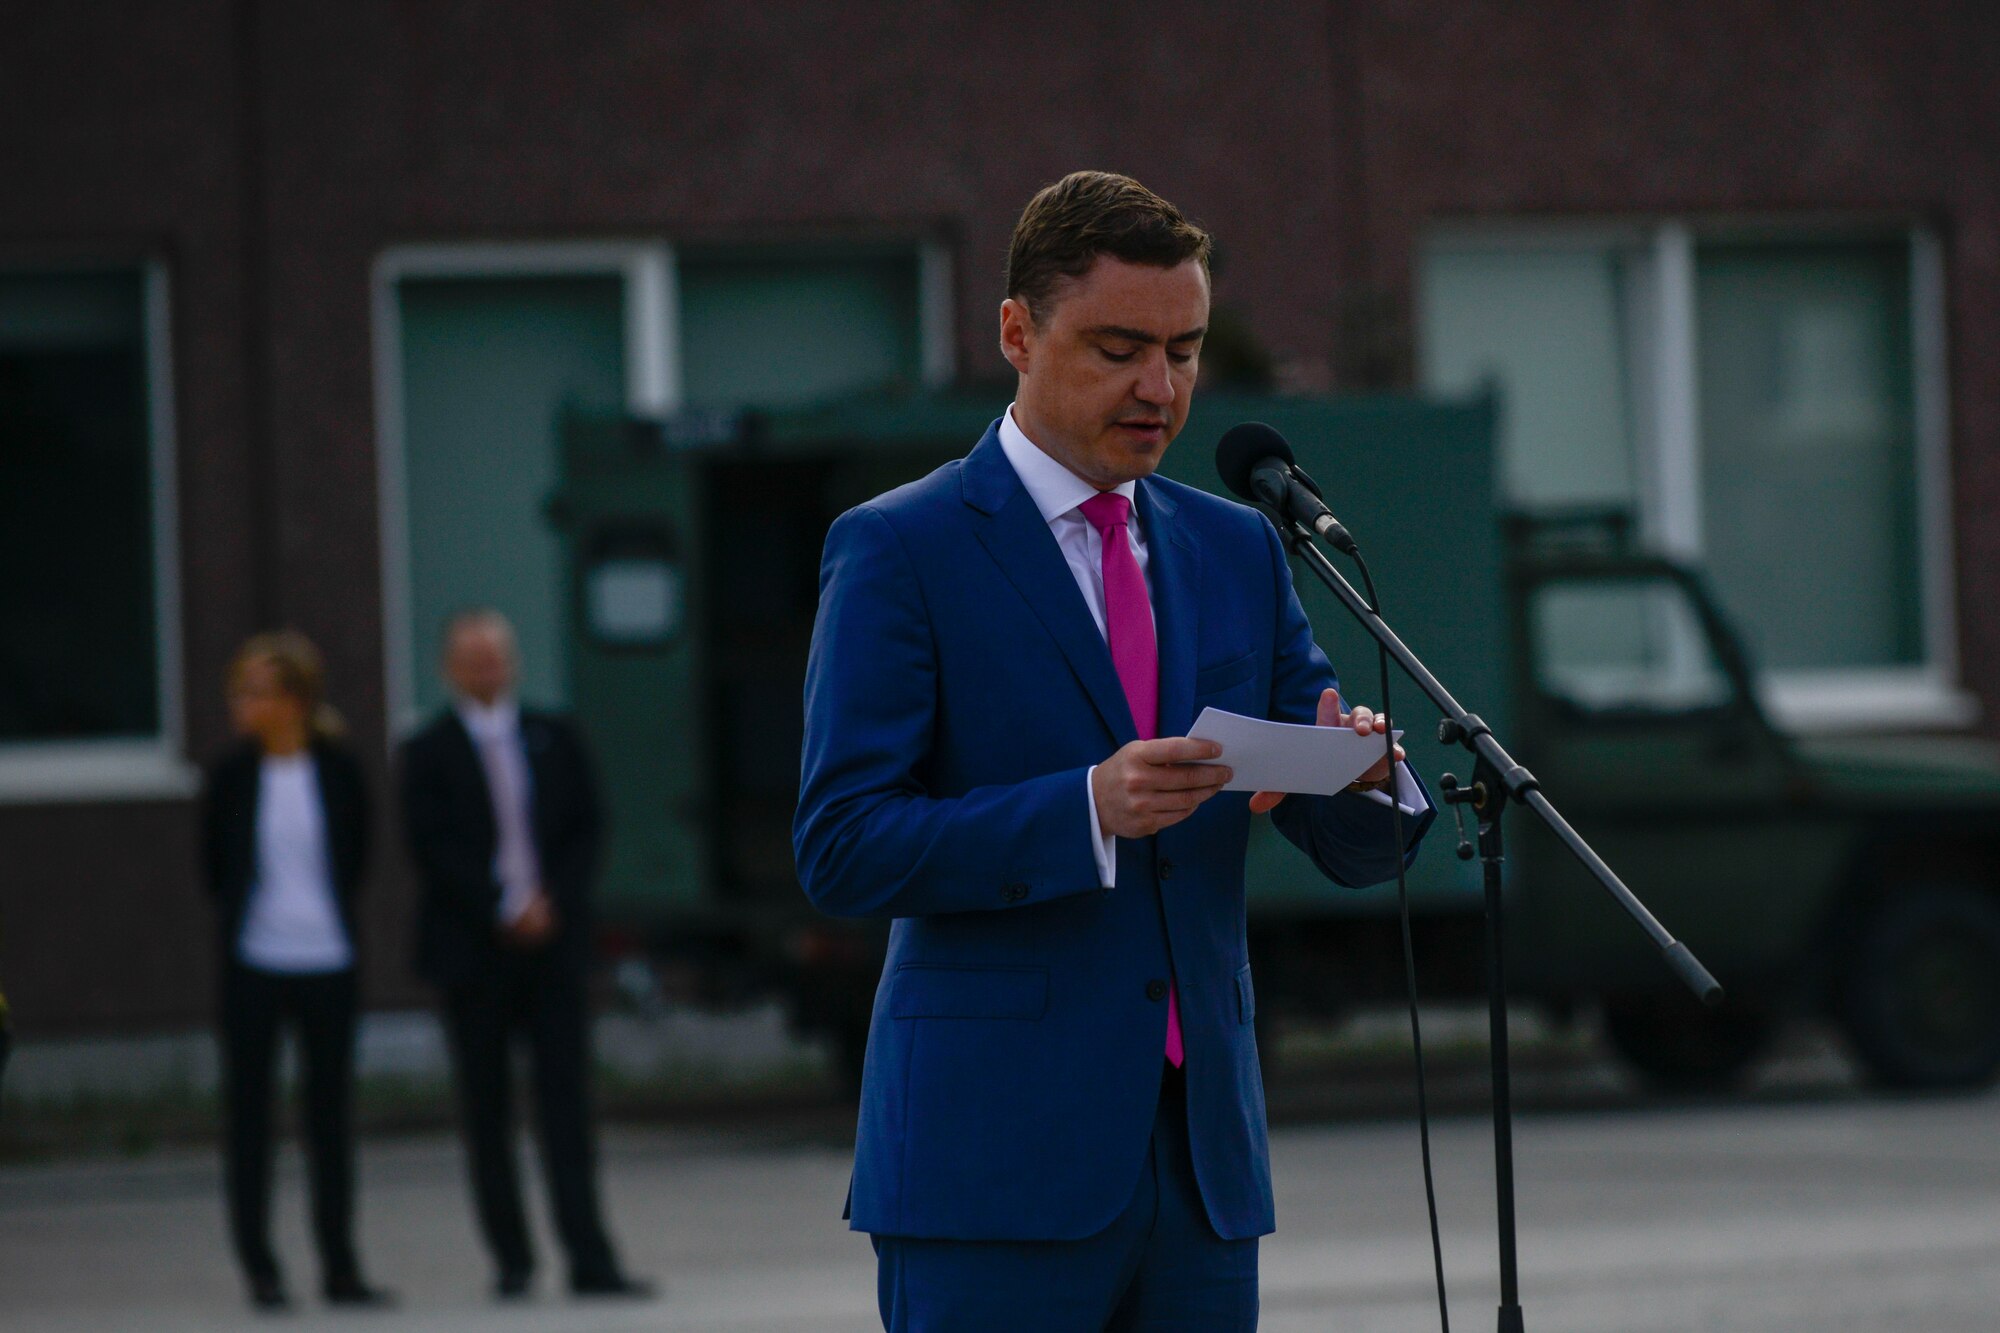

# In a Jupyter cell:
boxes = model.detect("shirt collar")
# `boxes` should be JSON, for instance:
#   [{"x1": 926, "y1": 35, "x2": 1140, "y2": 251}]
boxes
[
  {"x1": 997, "y1": 405, "x2": 1138, "y2": 526},
  {"x1": 455, "y1": 695, "x2": 520, "y2": 742}
]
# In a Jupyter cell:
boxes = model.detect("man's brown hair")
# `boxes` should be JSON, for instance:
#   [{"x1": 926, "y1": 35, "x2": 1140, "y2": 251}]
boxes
[{"x1": 1005, "y1": 171, "x2": 1212, "y2": 320}]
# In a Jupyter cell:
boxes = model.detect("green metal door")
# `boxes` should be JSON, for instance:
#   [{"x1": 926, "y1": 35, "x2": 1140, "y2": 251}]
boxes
[
  {"x1": 395, "y1": 275, "x2": 625, "y2": 718},
  {"x1": 549, "y1": 415, "x2": 713, "y2": 923}
]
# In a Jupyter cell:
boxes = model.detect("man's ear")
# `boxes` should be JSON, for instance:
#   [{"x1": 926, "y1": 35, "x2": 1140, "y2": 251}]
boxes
[{"x1": 998, "y1": 297, "x2": 1034, "y2": 375}]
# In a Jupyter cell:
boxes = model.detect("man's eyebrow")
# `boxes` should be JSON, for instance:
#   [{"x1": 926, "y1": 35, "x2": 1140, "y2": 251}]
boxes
[{"x1": 1085, "y1": 324, "x2": 1208, "y2": 345}]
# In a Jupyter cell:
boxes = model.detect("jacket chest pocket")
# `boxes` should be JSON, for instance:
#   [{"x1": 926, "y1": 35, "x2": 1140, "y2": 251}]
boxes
[{"x1": 1195, "y1": 651, "x2": 1259, "y2": 702}]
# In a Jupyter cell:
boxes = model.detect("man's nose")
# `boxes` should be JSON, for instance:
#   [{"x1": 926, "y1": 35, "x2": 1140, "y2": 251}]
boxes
[{"x1": 1133, "y1": 350, "x2": 1175, "y2": 406}]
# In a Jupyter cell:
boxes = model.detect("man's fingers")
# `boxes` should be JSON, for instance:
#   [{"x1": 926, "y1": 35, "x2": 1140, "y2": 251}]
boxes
[
  {"x1": 1135, "y1": 791, "x2": 1215, "y2": 816},
  {"x1": 1248, "y1": 790, "x2": 1286, "y2": 814},
  {"x1": 1139, "y1": 776, "x2": 1232, "y2": 809},
  {"x1": 1147, "y1": 762, "x2": 1232, "y2": 792},
  {"x1": 1115, "y1": 764, "x2": 1229, "y2": 799},
  {"x1": 1138, "y1": 736, "x2": 1224, "y2": 765},
  {"x1": 1318, "y1": 688, "x2": 1344, "y2": 728}
]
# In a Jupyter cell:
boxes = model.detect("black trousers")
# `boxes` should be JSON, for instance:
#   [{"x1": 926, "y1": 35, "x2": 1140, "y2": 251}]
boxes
[
  {"x1": 217, "y1": 963, "x2": 362, "y2": 1285},
  {"x1": 439, "y1": 956, "x2": 617, "y2": 1282}
]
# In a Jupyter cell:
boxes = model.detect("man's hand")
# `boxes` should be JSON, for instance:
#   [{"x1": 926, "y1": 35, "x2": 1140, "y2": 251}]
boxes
[
  {"x1": 1248, "y1": 688, "x2": 1405, "y2": 815},
  {"x1": 500, "y1": 889, "x2": 557, "y2": 949},
  {"x1": 1093, "y1": 737, "x2": 1233, "y2": 840}
]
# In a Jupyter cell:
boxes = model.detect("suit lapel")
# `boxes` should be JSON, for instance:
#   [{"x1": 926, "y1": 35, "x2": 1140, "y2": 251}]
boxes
[
  {"x1": 962, "y1": 429, "x2": 1137, "y2": 747},
  {"x1": 441, "y1": 711, "x2": 501, "y2": 845},
  {"x1": 520, "y1": 713, "x2": 552, "y2": 847},
  {"x1": 1138, "y1": 478, "x2": 1200, "y2": 740}
]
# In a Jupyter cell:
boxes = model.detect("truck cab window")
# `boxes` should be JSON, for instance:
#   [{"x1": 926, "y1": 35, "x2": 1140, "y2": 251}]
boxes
[{"x1": 1531, "y1": 578, "x2": 1730, "y2": 718}]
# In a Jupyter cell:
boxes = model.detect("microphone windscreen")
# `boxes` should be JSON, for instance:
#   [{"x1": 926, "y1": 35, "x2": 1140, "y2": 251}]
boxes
[{"x1": 1215, "y1": 422, "x2": 1294, "y2": 501}]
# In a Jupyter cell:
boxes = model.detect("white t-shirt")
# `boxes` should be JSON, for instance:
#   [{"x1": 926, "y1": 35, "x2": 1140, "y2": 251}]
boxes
[{"x1": 235, "y1": 753, "x2": 354, "y2": 974}]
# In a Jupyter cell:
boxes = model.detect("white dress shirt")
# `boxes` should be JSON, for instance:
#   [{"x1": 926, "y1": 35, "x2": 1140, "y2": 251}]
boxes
[
  {"x1": 236, "y1": 753, "x2": 354, "y2": 974},
  {"x1": 996, "y1": 406, "x2": 1424, "y2": 891},
  {"x1": 456, "y1": 696, "x2": 542, "y2": 924}
]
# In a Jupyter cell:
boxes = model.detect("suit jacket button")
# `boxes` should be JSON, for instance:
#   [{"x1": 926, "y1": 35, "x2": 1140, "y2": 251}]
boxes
[
  {"x1": 1158, "y1": 858, "x2": 1175, "y2": 879},
  {"x1": 1002, "y1": 882, "x2": 1029, "y2": 903},
  {"x1": 1145, "y1": 979, "x2": 1168, "y2": 1001}
]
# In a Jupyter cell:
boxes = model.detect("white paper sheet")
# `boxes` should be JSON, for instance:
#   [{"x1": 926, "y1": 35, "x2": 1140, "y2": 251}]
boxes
[{"x1": 1185, "y1": 707, "x2": 1401, "y2": 795}]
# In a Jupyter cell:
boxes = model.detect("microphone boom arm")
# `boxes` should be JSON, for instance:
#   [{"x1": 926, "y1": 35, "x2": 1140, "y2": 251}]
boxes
[{"x1": 1277, "y1": 518, "x2": 1723, "y2": 1007}]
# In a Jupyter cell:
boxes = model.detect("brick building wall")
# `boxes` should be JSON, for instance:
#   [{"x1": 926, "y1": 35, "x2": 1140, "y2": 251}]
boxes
[{"x1": 2, "y1": 0, "x2": 1994, "y2": 1030}]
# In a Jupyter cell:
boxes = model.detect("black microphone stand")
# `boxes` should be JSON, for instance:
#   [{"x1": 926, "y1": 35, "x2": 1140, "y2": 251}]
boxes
[{"x1": 1275, "y1": 518, "x2": 1724, "y2": 1333}]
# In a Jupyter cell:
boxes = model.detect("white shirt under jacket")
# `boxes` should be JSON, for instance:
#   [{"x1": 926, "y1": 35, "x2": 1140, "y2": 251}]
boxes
[
  {"x1": 455, "y1": 695, "x2": 542, "y2": 925},
  {"x1": 994, "y1": 406, "x2": 1423, "y2": 891},
  {"x1": 236, "y1": 753, "x2": 354, "y2": 974}
]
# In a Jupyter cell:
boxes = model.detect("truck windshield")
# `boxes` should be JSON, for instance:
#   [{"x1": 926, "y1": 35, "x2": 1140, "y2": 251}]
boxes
[{"x1": 1532, "y1": 577, "x2": 1731, "y2": 716}]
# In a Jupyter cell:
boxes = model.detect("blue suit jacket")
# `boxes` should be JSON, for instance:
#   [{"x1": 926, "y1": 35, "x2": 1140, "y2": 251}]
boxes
[{"x1": 793, "y1": 422, "x2": 1434, "y2": 1243}]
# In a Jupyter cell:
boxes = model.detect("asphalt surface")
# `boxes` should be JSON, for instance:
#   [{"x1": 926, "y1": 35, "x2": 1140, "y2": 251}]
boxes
[{"x1": 4, "y1": 1057, "x2": 1998, "y2": 1331}]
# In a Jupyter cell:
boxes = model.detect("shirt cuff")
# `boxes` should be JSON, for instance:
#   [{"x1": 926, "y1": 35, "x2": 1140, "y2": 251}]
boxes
[
  {"x1": 1358, "y1": 760, "x2": 1428, "y2": 817},
  {"x1": 1085, "y1": 765, "x2": 1117, "y2": 889}
]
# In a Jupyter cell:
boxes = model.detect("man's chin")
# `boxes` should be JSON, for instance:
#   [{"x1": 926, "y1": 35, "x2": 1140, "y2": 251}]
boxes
[{"x1": 1105, "y1": 433, "x2": 1170, "y2": 481}]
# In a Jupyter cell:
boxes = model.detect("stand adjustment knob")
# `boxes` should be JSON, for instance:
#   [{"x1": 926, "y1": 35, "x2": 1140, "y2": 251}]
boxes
[{"x1": 1438, "y1": 774, "x2": 1478, "y2": 860}]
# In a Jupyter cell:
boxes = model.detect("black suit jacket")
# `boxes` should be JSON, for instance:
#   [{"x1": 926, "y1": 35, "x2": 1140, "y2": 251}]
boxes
[
  {"x1": 397, "y1": 706, "x2": 603, "y2": 987},
  {"x1": 199, "y1": 738, "x2": 370, "y2": 967}
]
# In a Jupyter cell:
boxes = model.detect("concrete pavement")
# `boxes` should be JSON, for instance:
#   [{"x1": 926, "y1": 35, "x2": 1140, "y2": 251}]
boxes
[{"x1": 5, "y1": 1081, "x2": 2000, "y2": 1331}]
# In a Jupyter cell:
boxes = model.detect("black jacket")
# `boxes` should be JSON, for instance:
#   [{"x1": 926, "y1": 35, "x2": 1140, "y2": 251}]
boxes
[
  {"x1": 200, "y1": 738, "x2": 370, "y2": 966},
  {"x1": 397, "y1": 706, "x2": 603, "y2": 986}
]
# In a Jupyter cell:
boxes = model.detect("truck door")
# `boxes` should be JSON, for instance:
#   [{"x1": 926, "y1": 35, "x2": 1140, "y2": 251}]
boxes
[
  {"x1": 549, "y1": 415, "x2": 713, "y2": 930},
  {"x1": 1510, "y1": 566, "x2": 1842, "y2": 995}
]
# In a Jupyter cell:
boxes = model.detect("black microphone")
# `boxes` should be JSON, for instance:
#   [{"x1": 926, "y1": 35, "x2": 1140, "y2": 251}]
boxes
[{"x1": 1214, "y1": 422, "x2": 1358, "y2": 554}]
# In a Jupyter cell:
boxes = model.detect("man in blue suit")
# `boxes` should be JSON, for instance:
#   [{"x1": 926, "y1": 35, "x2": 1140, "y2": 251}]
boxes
[{"x1": 794, "y1": 172, "x2": 1434, "y2": 1331}]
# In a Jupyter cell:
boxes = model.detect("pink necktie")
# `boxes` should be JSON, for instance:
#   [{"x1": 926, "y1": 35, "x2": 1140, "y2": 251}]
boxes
[{"x1": 1078, "y1": 492, "x2": 1182, "y2": 1068}]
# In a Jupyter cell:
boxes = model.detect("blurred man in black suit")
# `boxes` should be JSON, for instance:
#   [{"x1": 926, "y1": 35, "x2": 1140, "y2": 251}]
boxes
[{"x1": 398, "y1": 609, "x2": 649, "y2": 1301}]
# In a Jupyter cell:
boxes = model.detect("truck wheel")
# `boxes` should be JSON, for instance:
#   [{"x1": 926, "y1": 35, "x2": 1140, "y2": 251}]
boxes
[
  {"x1": 1837, "y1": 885, "x2": 2000, "y2": 1090},
  {"x1": 1602, "y1": 998, "x2": 1772, "y2": 1091}
]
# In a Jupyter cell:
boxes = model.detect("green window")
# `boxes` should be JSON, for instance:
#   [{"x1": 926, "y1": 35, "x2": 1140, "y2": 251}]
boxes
[
  {"x1": 0, "y1": 270, "x2": 162, "y2": 744},
  {"x1": 1422, "y1": 226, "x2": 1957, "y2": 727},
  {"x1": 678, "y1": 250, "x2": 924, "y2": 411}
]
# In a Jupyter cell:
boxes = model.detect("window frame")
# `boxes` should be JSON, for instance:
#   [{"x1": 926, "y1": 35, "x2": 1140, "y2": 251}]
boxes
[
  {"x1": 372, "y1": 240, "x2": 685, "y2": 740},
  {"x1": 1419, "y1": 217, "x2": 1971, "y2": 732},
  {"x1": 371, "y1": 236, "x2": 956, "y2": 740},
  {"x1": 0, "y1": 259, "x2": 194, "y2": 803}
]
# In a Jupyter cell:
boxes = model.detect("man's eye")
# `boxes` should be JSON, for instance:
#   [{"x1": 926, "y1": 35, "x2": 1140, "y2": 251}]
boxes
[
  {"x1": 1168, "y1": 350, "x2": 1196, "y2": 365},
  {"x1": 1101, "y1": 349, "x2": 1135, "y2": 363}
]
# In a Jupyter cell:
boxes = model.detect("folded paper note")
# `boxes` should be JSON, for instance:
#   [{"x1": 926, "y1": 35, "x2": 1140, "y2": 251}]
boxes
[{"x1": 1185, "y1": 707, "x2": 1402, "y2": 795}]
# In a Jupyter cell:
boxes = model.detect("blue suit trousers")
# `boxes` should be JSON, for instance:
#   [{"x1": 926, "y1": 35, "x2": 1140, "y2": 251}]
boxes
[{"x1": 872, "y1": 1067, "x2": 1259, "y2": 1332}]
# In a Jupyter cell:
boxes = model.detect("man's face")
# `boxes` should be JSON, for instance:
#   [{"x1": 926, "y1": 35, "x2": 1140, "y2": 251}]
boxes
[
  {"x1": 1000, "y1": 256, "x2": 1209, "y2": 490},
  {"x1": 444, "y1": 622, "x2": 517, "y2": 706}
]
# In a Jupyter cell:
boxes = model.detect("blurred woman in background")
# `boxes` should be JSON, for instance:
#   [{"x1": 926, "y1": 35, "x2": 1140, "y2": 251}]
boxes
[{"x1": 200, "y1": 631, "x2": 390, "y2": 1311}]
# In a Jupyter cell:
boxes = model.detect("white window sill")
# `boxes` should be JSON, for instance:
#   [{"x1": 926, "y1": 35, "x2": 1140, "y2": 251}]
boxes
[
  {"x1": 0, "y1": 741, "x2": 202, "y2": 805},
  {"x1": 1757, "y1": 672, "x2": 1982, "y2": 734}
]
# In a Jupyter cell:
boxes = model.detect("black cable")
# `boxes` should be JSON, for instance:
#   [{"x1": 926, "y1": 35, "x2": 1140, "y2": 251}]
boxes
[{"x1": 1348, "y1": 547, "x2": 1451, "y2": 1333}]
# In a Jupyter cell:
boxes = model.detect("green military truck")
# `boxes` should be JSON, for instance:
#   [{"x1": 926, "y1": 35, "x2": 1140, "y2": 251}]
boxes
[{"x1": 551, "y1": 389, "x2": 2000, "y2": 1093}]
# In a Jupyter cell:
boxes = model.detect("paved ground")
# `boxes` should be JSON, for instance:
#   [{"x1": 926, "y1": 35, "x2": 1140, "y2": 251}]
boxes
[{"x1": 4, "y1": 1071, "x2": 1999, "y2": 1332}]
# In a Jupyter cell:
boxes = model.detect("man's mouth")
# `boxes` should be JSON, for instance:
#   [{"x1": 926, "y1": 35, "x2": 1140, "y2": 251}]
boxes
[{"x1": 1114, "y1": 419, "x2": 1169, "y2": 442}]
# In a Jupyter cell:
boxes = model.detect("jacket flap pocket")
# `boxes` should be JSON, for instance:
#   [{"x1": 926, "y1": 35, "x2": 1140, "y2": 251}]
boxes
[
  {"x1": 890, "y1": 965, "x2": 1049, "y2": 1020},
  {"x1": 1236, "y1": 963, "x2": 1256, "y2": 1025},
  {"x1": 1195, "y1": 651, "x2": 1257, "y2": 696}
]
